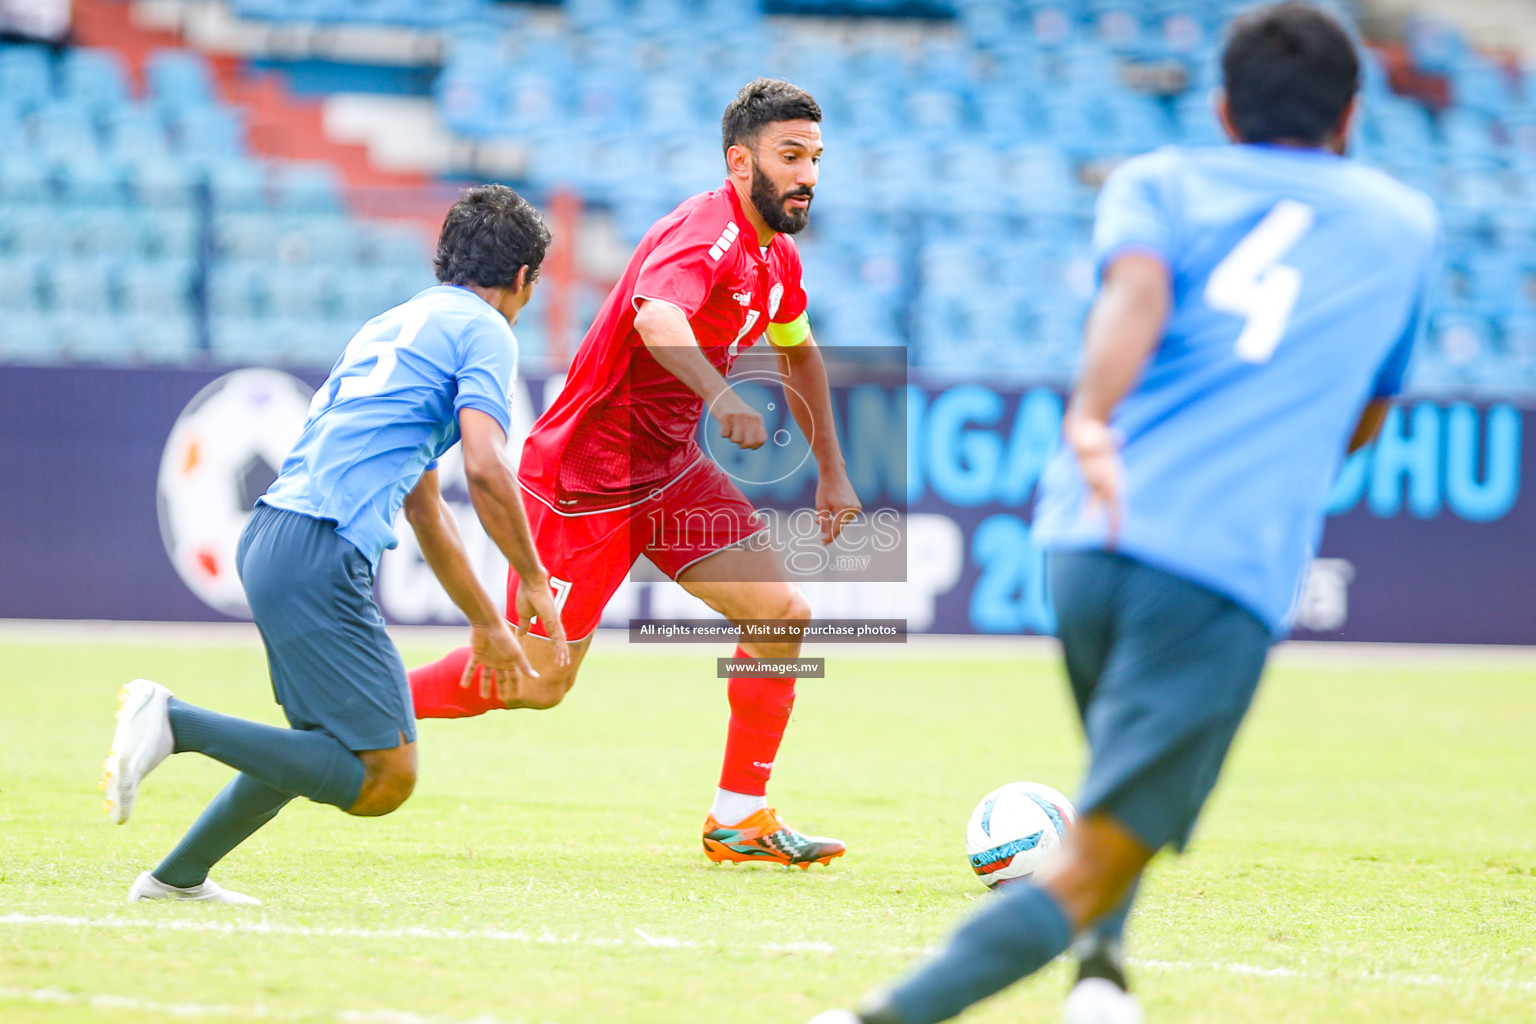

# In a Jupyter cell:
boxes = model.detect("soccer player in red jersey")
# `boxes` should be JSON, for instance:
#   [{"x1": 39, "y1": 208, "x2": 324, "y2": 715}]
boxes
[{"x1": 408, "y1": 78, "x2": 860, "y2": 867}]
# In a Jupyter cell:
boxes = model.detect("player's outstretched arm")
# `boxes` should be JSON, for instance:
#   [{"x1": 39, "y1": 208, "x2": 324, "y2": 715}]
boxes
[
  {"x1": 774, "y1": 332, "x2": 860, "y2": 543},
  {"x1": 402, "y1": 467, "x2": 540, "y2": 697},
  {"x1": 635, "y1": 298, "x2": 767, "y2": 449},
  {"x1": 1068, "y1": 252, "x2": 1172, "y2": 542},
  {"x1": 1349, "y1": 399, "x2": 1391, "y2": 453},
  {"x1": 458, "y1": 409, "x2": 570, "y2": 666}
]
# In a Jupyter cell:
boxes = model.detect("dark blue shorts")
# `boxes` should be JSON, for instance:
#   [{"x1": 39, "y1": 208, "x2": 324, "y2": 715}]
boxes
[
  {"x1": 1052, "y1": 549, "x2": 1272, "y2": 852},
  {"x1": 236, "y1": 503, "x2": 416, "y2": 752}
]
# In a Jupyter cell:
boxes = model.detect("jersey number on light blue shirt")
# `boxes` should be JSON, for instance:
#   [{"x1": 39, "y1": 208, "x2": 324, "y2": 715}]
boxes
[
  {"x1": 310, "y1": 307, "x2": 431, "y2": 416},
  {"x1": 1205, "y1": 199, "x2": 1316, "y2": 364}
]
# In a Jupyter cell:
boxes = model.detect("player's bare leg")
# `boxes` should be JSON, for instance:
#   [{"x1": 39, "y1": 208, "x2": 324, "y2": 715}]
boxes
[
  {"x1": 349, "y1": 738, "x2": 418, "y2": 817},
  {"x1": 679, "y1": 543, "x2": 845, "y2": 868},
  {"x1": 409, "y1": 634, "x2": 592, "y2": 717},
  {"x1": 500, "y1": 633, "x2": 593, "y2": 709},
  {"x1": 1036, "y1": 813, "x2": 1153, "y2": 930}
]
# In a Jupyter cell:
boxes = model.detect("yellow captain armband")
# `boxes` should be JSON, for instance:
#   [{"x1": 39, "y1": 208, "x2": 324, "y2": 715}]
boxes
[{"x1": 766, "y1": 312, "x2": 811, "y2": 347}]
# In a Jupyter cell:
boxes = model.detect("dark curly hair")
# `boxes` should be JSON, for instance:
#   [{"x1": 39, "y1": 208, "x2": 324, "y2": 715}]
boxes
[
  {"x1": 721, "y1": 77, "x2": 822, "y2": 156},
  {"x1": 1223, "y1": 1, "x2": 1360, "y2": 146},
  {"x1": 433, "y1": 184, "x2": 551, "y2": 289}
]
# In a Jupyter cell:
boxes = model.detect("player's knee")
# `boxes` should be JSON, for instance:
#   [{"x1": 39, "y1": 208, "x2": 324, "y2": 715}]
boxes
[
  {"x1": 781, "y1": 588, "x2": 813, "y2": 625},
  {"x1": 501, "y1": 666, "x2": 577, "y2": 711},
  {"x1": 349, "y1": 765, "x2": 417, "y2": 817}
]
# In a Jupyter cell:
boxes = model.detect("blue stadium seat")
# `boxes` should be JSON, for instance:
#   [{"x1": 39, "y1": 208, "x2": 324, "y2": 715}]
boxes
[
  {"x1": 129, "y1": 157, "x2": 201, "y2": 208},
  {"x1": 175, "y1": 108, "x2": 248, "y2": 161},
  {"x1": 295, "y1": 217, "x2": 362, "y2": 264},
  {"x1": 380, "y1": 267, "x2": 436, "y2": 306},
  {"x1": 0, "y1": 152, "x2": 51, "y2": 203},
  {"x1": 52, "y1": 312, "x2": 128, "y2": 363},
  {"x1": 0, "y1": 310, "x2": 57, "y2": 362},
  {"x1": 332, "y1": 272, "x2": 397, "y2": 323},
  {"x1": 283, "y1": 316, "x2": 352, "y2": 365},
  {"x1": 0, "y1": 255, "x2": 44, "y2": 311},
  {"x1": 0, "y1": 46, "x2": 55, "y2": 111},
  {"x1": 1429, "y1": 310, "x2": 1494, "y2": 377},
  {"x1": 207, "y1": 262, "x2": 268, "y2": 318},
  {"x1": 137, "y1": 207, "x2": 201, "y2": 259},
  {"x1": 121, "y1": 260, "x2": 197, "y2": 316},
  {"x1": 214, "y1": 212, "x2": 281, "y2": 261},
  {"x1": 266, "y1": 265, "x2": 335, "y2": 317},
  {"x1": 46, "y1": 258, "x2": 121, "y2": 314},
  {"x1": 59, "y1": 49, "x2": 131, "y2": 108},
  {"x1": 8, "y1": 204, "x2": 66, "y2": 254},
  {"x1": 146, "y1": 49, "x2": 218, "y2": 110},
  {"x1": 1173, "y1": 91, "x2": 1224, "y2": 144},
  {"x1": 359, "y1": 222, "x2": 429, "y2": 268},
  {"x1": 124, "y1": 312, "x2": 201, "y2": 362},
  {"x1": 0, "y1": 104, "x2": 27, "y2": 153},
  {"x1": 107, "y1": 105, "x2": 171, "y2": 160},
  {"x1": 55, "y1": 157, "x2": 129, "y2": 206},
  {"x1": 33, "y1": 102, "x2": 101, "y2": 160},
  {"x1": 210, "y1": 315, "x2": 281, "y2": 365},
  {"x1": 207, "y1": 160, "x2": 268, "y2": 210},
  {"x1": 271, "y1": 161, "x2": 343, "y2": 213},
  {"x1": 1439, "y1": 107, "x2": 1500, "y2": 168},
  {"x1": 65, "y1": 207, "x2": 139, "y2": 257},
  {"x1": 1088, "y1": 3, "x2": 1147, "y2": 54}
]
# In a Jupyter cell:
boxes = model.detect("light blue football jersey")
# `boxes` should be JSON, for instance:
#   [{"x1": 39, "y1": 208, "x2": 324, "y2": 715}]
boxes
[
  {"x1": 1032, "y1": 144, "x2": 1439, "y2": 634},
  {"x1": 262, "y1": 285, "x2": 518, "y2": 568}
]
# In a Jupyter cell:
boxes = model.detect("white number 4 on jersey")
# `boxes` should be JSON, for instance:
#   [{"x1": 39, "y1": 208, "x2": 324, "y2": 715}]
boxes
[{"x1": 1205, "y1": 199, "x2": 1316, "y2": 364}]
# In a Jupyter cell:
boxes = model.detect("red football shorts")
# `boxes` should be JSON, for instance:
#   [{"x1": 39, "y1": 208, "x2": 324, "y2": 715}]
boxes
[{"x1": 510, "y1": 460, "x2": 765, "y2": 641}]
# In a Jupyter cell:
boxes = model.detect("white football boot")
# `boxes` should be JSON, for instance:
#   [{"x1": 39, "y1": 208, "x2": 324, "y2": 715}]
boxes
[
  {"x1": 127, "y1": 871, "x2": 261, "y2": 906},
  {"x1": 1064, "y1": 977, "x2": 1144, "y2": 1024},
  {"x1": 805, "y1": 1013, "x2": 863, "y2": 1024},
  {"x1": 101, "y1": 679, "x2": 175, "y2": 824}
]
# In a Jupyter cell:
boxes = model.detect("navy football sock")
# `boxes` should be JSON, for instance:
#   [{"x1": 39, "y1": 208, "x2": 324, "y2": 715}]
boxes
[
  {"x1": 883, "y1": 882, "x2": 1073, "y2": 1024},
  {"x1": 153, "y1": 773, "x2": 292, "y2": 888},
  {"x1": 169, "y1": 698, "x2": 365, "y2": 809}
]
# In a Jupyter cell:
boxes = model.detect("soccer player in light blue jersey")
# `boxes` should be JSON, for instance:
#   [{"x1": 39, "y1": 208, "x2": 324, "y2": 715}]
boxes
[
  {"x1": 102, "y1": 185, "x2": 568, "y2": 904},
  {"x1": 807, "y1": 4, "x2": 1438, "y2": 1023}
]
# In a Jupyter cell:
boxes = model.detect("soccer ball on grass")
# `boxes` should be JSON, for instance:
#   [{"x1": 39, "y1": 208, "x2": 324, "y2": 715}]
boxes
[{"x1": 965, "y1": 781, "x2": 1076, "y2": 888}]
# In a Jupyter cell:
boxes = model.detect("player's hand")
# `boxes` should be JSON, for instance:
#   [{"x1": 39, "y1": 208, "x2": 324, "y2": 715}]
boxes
[
  {"x1": 815, "y1": 470, "x2": 862, "y2": 544},
  {"x1": 710, "y1": 390, "x2": 767, "y2": 450},
  {"x1": 1067, "y1": 416, "x2": 1124, "y2": 546},
  {"x1": 462, "y1": 619, "x2": 537, "y2": 704},
  {"x1": 515, "y1": 572, "x2": 570, "y2": 669}
]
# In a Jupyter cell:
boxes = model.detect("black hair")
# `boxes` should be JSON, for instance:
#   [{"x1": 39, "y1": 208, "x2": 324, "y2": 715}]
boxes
[
  {"x1": 721, "y1": 77, "x2": 822, "y2": 156},
  {"x1": 433, "y1": 184, "x2": 551, "y2": 289},
  {"x1": 1222, "y1": 1, "x2": 1360, "y2": 146}
]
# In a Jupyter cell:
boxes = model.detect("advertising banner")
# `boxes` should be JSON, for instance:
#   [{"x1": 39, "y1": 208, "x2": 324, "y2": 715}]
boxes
[{"x1": 0, "y1": 364, "x2": 1527, "y2": 643}]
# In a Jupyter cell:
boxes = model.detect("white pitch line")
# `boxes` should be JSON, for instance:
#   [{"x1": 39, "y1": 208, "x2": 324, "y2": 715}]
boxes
[
  {"x1": 0, "y1": 912, "x2": 833, "y2": 956},
  {"x1": 4, "y1": 913, "x2": 1532, "y2": 997},
  {"x1": 1129, "y1": 956, "x2": 1536, "y2": 995},
  {"x1": 0, "y1": 985, "x2": 539, "y2": 1024}
]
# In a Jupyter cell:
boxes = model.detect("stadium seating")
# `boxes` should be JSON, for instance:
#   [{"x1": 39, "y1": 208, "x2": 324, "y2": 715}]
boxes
[
  {"x1": 7, "y1": 1, "x2": 1536, "y2": 391},
  {"x1": 0, "y1": 40, "x2": 435, "y2": 368}
]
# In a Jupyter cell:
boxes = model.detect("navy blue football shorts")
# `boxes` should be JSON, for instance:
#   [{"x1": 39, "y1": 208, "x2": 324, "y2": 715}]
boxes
[
  {"x1": 236, "y1": 503, "x2": 416, "y2": 752},
  {"x1": 1051, "y1": 549, "x2": 1272, "y2": 852}
]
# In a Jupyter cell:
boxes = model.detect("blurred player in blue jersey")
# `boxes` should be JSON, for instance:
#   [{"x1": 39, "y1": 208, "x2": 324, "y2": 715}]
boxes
[
  {"x1": 807, "y1": 4, "x2": 1438, "y2": 1023},
  {"x1": 101, "y1": 184, "x2": 568, "y2": 904}
]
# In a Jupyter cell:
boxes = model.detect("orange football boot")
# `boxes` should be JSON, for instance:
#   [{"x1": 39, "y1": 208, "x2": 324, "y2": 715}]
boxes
[{"x1": 702, "y1": 807, "x2": 846, "y2": 868}]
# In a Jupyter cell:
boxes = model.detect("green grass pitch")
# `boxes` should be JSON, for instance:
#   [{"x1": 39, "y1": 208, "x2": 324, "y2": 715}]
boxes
[{"x1": 1, "y1": 631, "x2": 1534, "y2": 1023}]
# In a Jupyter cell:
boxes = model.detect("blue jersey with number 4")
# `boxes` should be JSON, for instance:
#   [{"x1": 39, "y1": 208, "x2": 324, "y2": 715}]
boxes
[
  {"x1": 262, "y1": 285, "x2": 518, "y2": 568},
  {"x1": 1033, "y1": 144, "x2": 1439, "y2": 634}
]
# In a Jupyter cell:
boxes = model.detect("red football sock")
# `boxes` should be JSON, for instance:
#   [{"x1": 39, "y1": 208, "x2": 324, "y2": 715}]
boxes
[
  {"x1": 718, "y1": 646, "x2": 797, "y2": 797},
  {"x1": 408, "y1": 647, "x2": 505, "y2": 719}
]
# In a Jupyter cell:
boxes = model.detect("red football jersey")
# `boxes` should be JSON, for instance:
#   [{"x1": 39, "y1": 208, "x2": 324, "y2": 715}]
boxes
[{"x1": 520, "y1": 180, "x2": 809, "y2": 511}]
